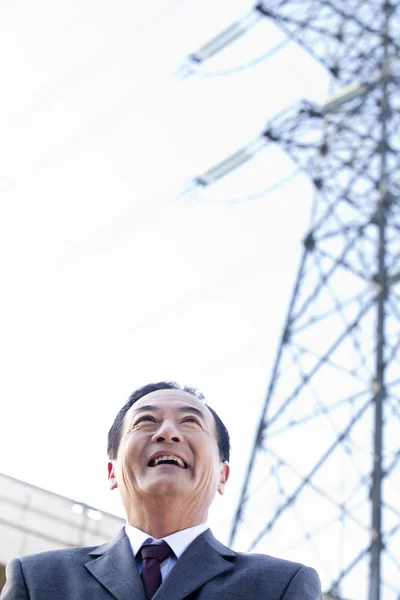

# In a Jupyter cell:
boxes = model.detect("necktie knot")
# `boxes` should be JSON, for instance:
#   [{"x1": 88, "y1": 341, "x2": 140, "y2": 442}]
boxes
[{"x1": 141, "y1": 541, "x2": 172, "y2": 563}]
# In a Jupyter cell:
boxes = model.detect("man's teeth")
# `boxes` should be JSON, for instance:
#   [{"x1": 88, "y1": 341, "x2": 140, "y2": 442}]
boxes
[{"x1": 151, "y1": 455, "x2": 186, "y2": 468}]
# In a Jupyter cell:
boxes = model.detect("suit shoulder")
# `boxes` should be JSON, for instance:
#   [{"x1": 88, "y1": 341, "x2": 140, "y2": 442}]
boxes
[
  {"x1": 19, "y1": 545, "x2": 96, "y2": 568},
  {"x1": 234, "y1": 551, "x2": 307, "y2": 574},
  {"x1": 231, "y1": 552, "x2": 321, "y2": 597}
]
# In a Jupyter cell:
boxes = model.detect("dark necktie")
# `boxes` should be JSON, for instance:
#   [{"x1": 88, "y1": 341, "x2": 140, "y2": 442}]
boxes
[{"x1": 140, "y1": 541, "x2": 172, "y2": 600}]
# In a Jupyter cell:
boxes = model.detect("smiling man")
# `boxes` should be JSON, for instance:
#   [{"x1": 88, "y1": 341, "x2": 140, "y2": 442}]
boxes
[{"x1": 1, "y1": 381, "x2": 322, "y2": 600}]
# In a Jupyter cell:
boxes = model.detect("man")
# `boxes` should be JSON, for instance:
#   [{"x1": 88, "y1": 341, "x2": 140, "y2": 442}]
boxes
[{"x1": 2, "y1": 381, "x2": 322, "y2": 599}]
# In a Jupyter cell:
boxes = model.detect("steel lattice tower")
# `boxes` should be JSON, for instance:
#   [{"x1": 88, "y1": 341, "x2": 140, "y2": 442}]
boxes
[{"x1": 189, "y1": 2, "x2": 400, "y2": 599}]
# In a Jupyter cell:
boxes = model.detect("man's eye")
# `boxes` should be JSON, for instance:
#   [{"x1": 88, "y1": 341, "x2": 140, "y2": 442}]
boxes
[
  {"x1": 137, "y1": 416, "x2": 156, "y2": 423},
  {"x1": 183, "y1": 417, "x2": 200, "y2": 424}
]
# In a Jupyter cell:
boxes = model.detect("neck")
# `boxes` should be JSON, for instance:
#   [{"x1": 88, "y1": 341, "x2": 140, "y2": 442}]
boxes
[{"x1": 124, "y1": 496, "x2": 208, "y2": 539}]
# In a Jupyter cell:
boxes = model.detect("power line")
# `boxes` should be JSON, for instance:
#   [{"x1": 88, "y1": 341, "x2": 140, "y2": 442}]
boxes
[
  {"x1": 184, "y1": 38, "x2": 290, "y2": 78},
  {"x1": 187, "y1": 168, "x2": 300, "y2": 205}
]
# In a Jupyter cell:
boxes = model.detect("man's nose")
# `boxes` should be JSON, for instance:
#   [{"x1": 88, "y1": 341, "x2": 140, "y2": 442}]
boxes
[{"x1": 151, "y1": 419, "x2": 183, "y2": 444}]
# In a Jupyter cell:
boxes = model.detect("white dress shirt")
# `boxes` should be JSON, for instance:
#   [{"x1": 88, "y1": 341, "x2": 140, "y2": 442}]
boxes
[{"x1": 125, "y1": 523, "x2": 208, "y2": 581}]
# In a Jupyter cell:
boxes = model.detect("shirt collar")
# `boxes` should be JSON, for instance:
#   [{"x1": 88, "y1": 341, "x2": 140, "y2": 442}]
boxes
[{"x1": 124, "y1": 523, "x2": 209, "y2": 559}]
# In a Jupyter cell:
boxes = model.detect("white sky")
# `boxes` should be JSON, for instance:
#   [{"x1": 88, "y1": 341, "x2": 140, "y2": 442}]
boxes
[{"x1": 0, "y1": 0, "x2": 343, "y2": 586}]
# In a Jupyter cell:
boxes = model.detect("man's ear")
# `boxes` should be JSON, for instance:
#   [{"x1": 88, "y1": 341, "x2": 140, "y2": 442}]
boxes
[
  {"x1": 107, "y1": 461, "x2": 118, "y2": 491},
  {"x1": 218, "y1": 461, "x2": 230, "y2": 495}
]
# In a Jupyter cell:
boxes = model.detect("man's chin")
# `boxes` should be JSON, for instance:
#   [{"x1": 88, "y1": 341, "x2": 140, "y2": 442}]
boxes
[{"x1": 145, "y1": 475, "x2": 190, "y2": 496}]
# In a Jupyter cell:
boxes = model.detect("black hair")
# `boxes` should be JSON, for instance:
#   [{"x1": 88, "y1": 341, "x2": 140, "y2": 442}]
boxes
[{"x1": 107, "y1": 381, "x2": 230, "y2": 462}]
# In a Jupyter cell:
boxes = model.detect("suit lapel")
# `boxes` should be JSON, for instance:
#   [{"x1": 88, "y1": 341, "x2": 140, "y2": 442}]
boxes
[
  {"x1": 85, "y1": 528, "x2": 146, "y2": 600},
  {"x1": 84, "y1": 528, "x2": 236, "y2": 600},
  {"x1": 154, "y1": 529, "x2": 236, "y2": 600}
]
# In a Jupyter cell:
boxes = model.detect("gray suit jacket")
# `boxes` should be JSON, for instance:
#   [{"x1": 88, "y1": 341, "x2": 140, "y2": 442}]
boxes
[{"x1": 1, "y1": 528, "x2": 321, "y2": 599}]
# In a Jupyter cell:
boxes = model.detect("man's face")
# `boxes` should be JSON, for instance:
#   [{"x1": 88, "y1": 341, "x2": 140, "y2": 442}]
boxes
[{"x1": 108, "y1": 389, "x2": 229, "y2": 515}]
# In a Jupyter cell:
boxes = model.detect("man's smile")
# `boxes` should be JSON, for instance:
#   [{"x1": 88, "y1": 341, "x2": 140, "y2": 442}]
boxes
[{"x1": 148, "y1": 454, "x2": 189, "y2": 468}]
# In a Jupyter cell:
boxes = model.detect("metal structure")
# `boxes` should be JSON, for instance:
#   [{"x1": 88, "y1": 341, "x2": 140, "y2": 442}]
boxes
[{"x1": 188, "y1": 2, "x2": 400, "y2": 599}]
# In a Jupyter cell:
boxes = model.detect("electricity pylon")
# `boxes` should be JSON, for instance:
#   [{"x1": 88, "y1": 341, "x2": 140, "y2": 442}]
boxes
[{"x1": 189, "y1": 2, "x2": 400, "y2": 599}]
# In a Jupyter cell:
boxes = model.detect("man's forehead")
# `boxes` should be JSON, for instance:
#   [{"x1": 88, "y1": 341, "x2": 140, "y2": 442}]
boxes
[{"x1": 125, "y1": 389, "x2": 213, "y2": 420}]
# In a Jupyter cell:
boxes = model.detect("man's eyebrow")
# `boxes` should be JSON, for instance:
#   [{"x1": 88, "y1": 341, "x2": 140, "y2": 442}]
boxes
[
  {"x1": 132, "y1": 404, "x2": 205, "y2": 418},
  {"x1": 177, "y1": 406, "x2": 205, "y2": 418},
  {"x1": 132, "y1": 404, "x2": 158, "y2": 414}
]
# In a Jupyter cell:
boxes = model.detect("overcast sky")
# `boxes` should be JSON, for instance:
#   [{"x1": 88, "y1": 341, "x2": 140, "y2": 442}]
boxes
[{"x1": 0, "y1": 0, "x2": 341, "y2": 585}]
